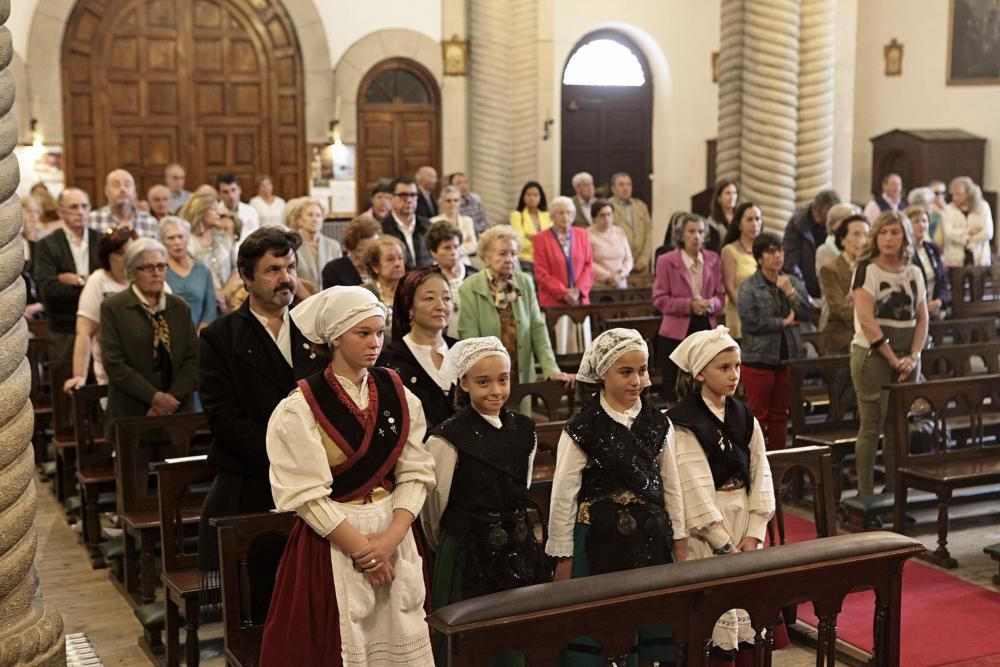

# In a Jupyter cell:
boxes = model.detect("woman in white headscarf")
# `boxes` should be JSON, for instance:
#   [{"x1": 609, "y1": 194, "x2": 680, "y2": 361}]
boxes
[
  {"x1": 666, "y1": 325, "x2": 784, "y2": 663},
  {"x1": 421, "y1": 337, "x2": 545, "y2": 666},
  {"x1": 259, "y1": 285, "x2": 436, "y2": 667},
  {"x1": 546, "y1": 327, "x2": 683, "y2": 665}
]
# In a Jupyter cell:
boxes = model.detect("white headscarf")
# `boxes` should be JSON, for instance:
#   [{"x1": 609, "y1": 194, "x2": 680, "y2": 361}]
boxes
[
  {"x1": 441, "y1": 336, "x2": 510, "y2": 385},
  {"x1": 290, "y1": 286, "x2": 388, "y2": 344},
  {"x1": 576, "y1": 328, "x2": 648, "y2": 384},
  {"x1": 669, "y1": 325, "x2": 740, "y2": 376}
]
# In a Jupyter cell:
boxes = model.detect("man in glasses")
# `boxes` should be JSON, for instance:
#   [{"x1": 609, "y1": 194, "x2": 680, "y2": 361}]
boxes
[
  {"x1": 380, "y1": 175, "x2": 432, "y2": 270},
  {"x1": 33, "y1": 188, "x2": 101, "y2": 362}
]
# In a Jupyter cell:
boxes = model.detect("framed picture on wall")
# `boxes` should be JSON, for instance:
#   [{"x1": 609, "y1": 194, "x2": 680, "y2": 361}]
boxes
[{"x1": 947, "y1": 0, "x2": 1000, "y2": 85}]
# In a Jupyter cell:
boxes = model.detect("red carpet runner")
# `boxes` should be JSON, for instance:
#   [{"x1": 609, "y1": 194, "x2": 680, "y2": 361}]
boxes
[{"x1": 779, "y1": 513, "x2": 1000, "y2": 666}]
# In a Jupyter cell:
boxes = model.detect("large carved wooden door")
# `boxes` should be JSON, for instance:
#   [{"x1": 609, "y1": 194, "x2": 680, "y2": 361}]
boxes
[
  {"x1": 62, "y1": 0, "x2": 306, "y2": 205},
  {"x1": 357, "y1": 59, "x2": 440, "y2": 213}
]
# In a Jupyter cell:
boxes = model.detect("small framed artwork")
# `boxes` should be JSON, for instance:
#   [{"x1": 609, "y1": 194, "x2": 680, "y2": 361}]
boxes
[
  {"x1": 442, "y1": 34, "x2": 469, "y2": 76},
  {"x1": 884, "y1": 38, "x2": 903, "y2": 76},
  {"x1": 712, "y1": 51, "x2": 719, "y2": 83},
  {"x1": 947, "y1": 0, "x2": 1000, "y2": 85}
]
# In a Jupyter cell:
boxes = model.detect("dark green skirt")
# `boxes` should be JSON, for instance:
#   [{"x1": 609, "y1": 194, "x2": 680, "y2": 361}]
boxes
[
  {"x1": 559, "y1": 523, "x2": 676, "y2": 667},
  {"x1": 430, "y1": 530, "x2": 525, "y2": 667}
]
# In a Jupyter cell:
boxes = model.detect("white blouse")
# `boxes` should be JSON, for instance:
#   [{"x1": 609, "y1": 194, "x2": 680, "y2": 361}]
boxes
[
  {"x1": 266, "y1": 371, "x2": 436, "y2": 537},
  {"x1": 421, "y1": 410, "x2": 537, "y2": 551},
  {"x1": 670, "y1": 400, "x2": 774, "y2": 549},
  {"x1": 545, "y1": 394, "x2": 684, "y2": 558},
  {"x1": 402, "y1": 333, "x2": 451, "y2": 392}
]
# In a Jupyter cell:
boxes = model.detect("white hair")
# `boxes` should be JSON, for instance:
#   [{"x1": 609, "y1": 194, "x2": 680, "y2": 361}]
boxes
[
  {"x1": 158, "y1": 216, "x2": 191, "y2": 241},
  {"x1": 549, "y1": 195, "x2": 576, "y2": 216},
  {"x1": 571, "y1": 172, "x2": 593, "y2": 188},
  {"x1": 124, "y1": 238, "x2": 167, "y2": 276}
]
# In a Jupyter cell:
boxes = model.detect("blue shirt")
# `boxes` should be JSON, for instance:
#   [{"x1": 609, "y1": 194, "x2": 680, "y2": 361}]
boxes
[{"x1": 166, "y1": 262, "x2": 218, "y2": 326}]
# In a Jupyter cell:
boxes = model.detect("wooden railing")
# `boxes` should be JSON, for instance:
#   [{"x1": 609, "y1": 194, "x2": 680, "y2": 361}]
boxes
[{"x1": 428, "y1": 532, "x2": 924, "y2": 666}]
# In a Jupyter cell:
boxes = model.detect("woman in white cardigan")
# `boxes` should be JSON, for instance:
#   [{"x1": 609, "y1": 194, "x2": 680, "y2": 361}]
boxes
[{"x1": 941, "y1": 176, "x2": 993, "y2": 267}]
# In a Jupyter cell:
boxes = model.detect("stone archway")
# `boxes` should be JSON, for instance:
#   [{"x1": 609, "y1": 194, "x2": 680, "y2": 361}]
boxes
[{"x1": 26, "y1": 0, "x2": 333, "y2": 146}]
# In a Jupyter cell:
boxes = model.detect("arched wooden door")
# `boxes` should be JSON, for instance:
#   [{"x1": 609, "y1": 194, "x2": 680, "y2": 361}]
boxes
[
  {"x1": 62, "y1": 0, "x2": 307, "y2": 205},
  {"x1": 560, "y1": 30, "x2": 653, "y2": 206},
  {"x1": 356, "y1": 58, "x2": 441, "y2": 213}
]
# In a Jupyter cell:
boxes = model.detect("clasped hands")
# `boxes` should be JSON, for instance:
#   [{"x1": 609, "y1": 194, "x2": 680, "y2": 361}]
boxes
[
  {"x1": 893, "y1": 354, "x2": 917, "y2": 381},
  {"x1": 689, "y1": 298, "x2": 711, "y2": 316},
  {"x1": 351, "y1": 531, "x2": 401, "y2": 589}
]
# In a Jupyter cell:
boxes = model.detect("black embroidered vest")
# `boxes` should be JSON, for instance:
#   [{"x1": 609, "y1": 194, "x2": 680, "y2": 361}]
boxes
[
  {"x1": 298, "y1": 366, "x2": 409, "y2": 502},
  {"x1": 668, "y1": 393, "x2": 753, "y2": 490},
  {"x1": 565, "y1": 395, "x2": 671, "y2": 507},
  {"x1": 430, "y1": 406, "x2": 535, "y2": 525}
]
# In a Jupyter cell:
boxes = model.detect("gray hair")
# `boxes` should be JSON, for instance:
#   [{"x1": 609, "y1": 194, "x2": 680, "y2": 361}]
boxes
[
  {"x1": 950, "y1": 176, "x2": 985, "y2": 212},
  {"x1": 571, "y1": 172, "x2": 593, "y2": 188},
  {"x1": 907, "y1": 186, "x2": 935, "y2": 207},
  {"x1": 610, "y1": 171, "x2": 631, "y2": 187},
  {"x1": 825, "y1": 202, "x2": 861, "y2": 233},
  {"x1": 812, "y1": 189, "x2": 841, "y2": 211},
  {"x1": 549, "y1": 195, "x2": 576, "y2": 216},
  {"x1": 478, "y1": 224, "x2": 521, "y2": 258},
  {"x1": 158, "y1": 216, "x2": 191, "y2": 241},
  {"x1": 124, "y1": 238, "x2": 167, "y2": 276}
]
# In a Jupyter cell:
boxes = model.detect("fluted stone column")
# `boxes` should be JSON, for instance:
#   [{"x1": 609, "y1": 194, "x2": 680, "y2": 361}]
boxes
[
  {"x1": 716, "y1": 0, "x2": 745, "y2": 183},
  {"x1": 0, "y1": 0, "x2": 66, "y2": 663},
  {"x1": 468, "y1": 0, "x2": 538, "y2": 227},
  {"x1": 740, "y1": 0, "x2": 801, "y2": 235},
  {"x1": 795, "y1": 0, "x2": 836, "y2": 206}
]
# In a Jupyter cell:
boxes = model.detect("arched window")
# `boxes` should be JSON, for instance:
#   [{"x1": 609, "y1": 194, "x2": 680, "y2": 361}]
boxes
[
  {"x1": 364, "y1": 67, "x2": 432, "y2": 104},
  {"x1": 562, "y1": 38, "x2": 646, "y2": 87}
]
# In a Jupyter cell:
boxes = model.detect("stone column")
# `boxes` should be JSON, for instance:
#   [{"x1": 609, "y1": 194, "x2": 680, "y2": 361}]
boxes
[
  {"x1": 0, "y1": 0, "x2": 66, "y2": 663},
  {"x1": 716, "y1": 0, "x2": 745, "y2": 183},
  {"x1": 740, "y1": 0, "x2": 801, "y2": 235},
  {"x1": 468, "y1": 0, "x2": 538, "y2": 227},
  {"x1": 795, "y1": 0, "x2": 836, "y2": 206}
]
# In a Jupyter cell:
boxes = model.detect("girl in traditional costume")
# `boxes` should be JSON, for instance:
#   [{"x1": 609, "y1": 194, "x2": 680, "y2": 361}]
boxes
[
  {"x1": 422, "y1": 336, "x2": 546, "y2": 664},
  {"x1": 667, "y1": 325, "x2": 784, "y2": 665},
  {"x1": 259, "y1": 285, "x2": 436, "y2": 666},
  {"x1": 547, "y1": 327, "x2": 683, "y2": 665}
]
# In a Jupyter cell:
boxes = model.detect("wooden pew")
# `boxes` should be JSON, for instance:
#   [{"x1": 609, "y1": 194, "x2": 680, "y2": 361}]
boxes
[
  {"x1": 542, "y1": 301, "x2": 658, "y2": 371},
  {"x1": 590, "y1": 286, "x2": 652, "y2": 303},
  {"x1": 949, "y1": 265, "x2": 1000, "y2": 318},
  {"x1": 27, "y1": 334, "x2": 52, "y2": 464},
  {"x1": 528, "y1": 421, "x2": 565, "y2": 523},
  {"x1": 153, "y1": 455, "x2": 217, "y2": 667},
  {"x1": 113, "y1": 412, "x2": 210, "y2": 604},
  {"x1": 212, "y1": 511, "x2": 296, "y2": 667},
  {"x1": 71, "y1": 384, "x2": 113, "y2": 568},
  {"x1": 800, "y1": 316, "x2": 998, "y2": 358},
  {"x1": 429, "y1": 532, "x2": 924, "y2": 665},
  {"x1": 48, "y1": 360, "x2": 77, "y2": 507},
  {"x1": 889, "y1": 375, "x2": 1000, "y2": 568},
  {"x1": 506, "y1": 380, "x2": 574, "y2": 422},
  {"x1": 766, "y1": 446, "x2": 839, "y2": 545}
]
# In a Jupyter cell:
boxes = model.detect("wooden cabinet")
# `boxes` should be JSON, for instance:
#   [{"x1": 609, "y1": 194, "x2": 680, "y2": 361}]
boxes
[{"x1": 869, "y1": 129, "x2": 985, "y2": 197}]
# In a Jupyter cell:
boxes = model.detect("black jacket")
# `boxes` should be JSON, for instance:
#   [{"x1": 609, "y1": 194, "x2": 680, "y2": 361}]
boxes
[
  {"x1": 782, "y1": 205, "x2": 825, "y2": 299},
  {"x1": 321, "y1": 255, "x2": 363, "y2": 289},
  {"x1": 386, "y1": 335, "x2": 458, "y2": 430},
  {"x1": 417, "y1": 189, "x2": 438, "y2": 220},
  {"x1": 199, "y1": 299, "x2": 328, "y2": 477},
  {"x1": 33, "y1": 228, "x2": 101, "y2": 333},
  {"x1": 381, "y1": 214, "x2": 433, "y2": 270},
  {"x1": 913, "y1": 240, "x2": 951, "y2": 308}
]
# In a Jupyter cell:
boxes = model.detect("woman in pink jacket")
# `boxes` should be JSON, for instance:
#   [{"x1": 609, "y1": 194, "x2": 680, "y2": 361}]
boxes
[
  {"x1": 533, "y1": 196, "x2": 595, "y2": 308},
  {"x1": 653, "y1": 213, "x2": 725, "y2": 401}
]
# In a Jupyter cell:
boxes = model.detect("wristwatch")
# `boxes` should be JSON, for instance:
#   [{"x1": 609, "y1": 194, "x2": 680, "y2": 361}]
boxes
[{"x1": 713, "y1": 541, "x2": 733, "y2": 555}]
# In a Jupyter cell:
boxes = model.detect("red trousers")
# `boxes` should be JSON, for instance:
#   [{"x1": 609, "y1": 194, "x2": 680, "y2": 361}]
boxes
[{"x1": 740, "y1": 366, "x2": 789, "y2": 450}]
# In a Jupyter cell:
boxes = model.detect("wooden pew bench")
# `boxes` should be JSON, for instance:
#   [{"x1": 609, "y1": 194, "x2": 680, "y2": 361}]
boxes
[
  {"x1": 950, "y1": 265, "x2": 1000, "y2": 318},
  {"x1": 888, "y1": 374, "x2": 1000, "y2": 568},
  {"x1": 114, "y1": 412, "x2": 210, "y2": 604},
  {"x1": 985, "y1": 543, "x2": 1000, "y2": 586},
  {"x1": 27, "y1": 333, "x2": 53, "y2": 464},
  {"x1": 71, "y1": 384, "x2": 114, "y2": 568},
  {"x1": 47, "y1": 360, "x2": 78, "y2": 508},
  {"x1": 542, "y1": 301, "x2": 658, "y2": 372},
  {"x1": 212, "y1": 511, "x2": 296, "y2": 667},
  {"x1": 152, "y1": 455, "x2": 217, "y2": 667}
]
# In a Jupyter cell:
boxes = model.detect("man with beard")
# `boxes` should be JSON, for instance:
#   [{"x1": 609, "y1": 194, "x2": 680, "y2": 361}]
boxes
[
  {"x1": 87, "y1": 168, "x2": 157, "y2": 238},
  {"x1": 197, "y1": 227, "x2": 328, "y2": 576}
]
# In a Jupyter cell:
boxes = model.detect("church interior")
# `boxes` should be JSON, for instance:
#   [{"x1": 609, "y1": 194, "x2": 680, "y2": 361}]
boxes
[{"x1": 3, "y1": 0, "x2": 1000, "y2": 665}]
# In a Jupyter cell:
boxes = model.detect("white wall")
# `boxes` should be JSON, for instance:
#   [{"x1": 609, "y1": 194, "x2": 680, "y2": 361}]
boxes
[
  {"x1": 7, "y1": 0, "x2": 34, "y2": 60},
  {"x1": 320, "y1": 1, "x2": 440, "y2": 67},
  {"x1": 852, "y1": 0, "x2": 1000, "y2": 201},
  {"x1": 543, "y1": 0, "x2": 720, "y2": 249}
]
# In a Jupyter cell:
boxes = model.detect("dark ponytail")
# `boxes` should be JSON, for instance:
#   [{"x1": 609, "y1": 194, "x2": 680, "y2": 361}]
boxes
[{"x1": 676, "y1": 371, "x2": 698, "y2": 399}]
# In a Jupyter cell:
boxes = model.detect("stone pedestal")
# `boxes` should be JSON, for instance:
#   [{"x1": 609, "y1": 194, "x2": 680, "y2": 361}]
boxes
[{"x1": 0, "y1": 0, "x2": 66, "y2": 663}]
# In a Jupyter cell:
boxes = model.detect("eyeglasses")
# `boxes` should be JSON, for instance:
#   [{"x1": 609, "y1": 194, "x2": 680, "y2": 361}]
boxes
[
  {"x1": 933, "y1": 190, "x2": 946, "y2": 196},
  {"x1": 394, "y1": 192, "x2": 418, "y2": 199},
  {"x1": 135, "y1": 263, "x2": 168, "y2": 273}
]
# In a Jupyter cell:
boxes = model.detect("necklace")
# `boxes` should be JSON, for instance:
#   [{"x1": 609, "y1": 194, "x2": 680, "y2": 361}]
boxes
[{"x1": 738, "y1": 238, "x2": 754, "y2": 254}]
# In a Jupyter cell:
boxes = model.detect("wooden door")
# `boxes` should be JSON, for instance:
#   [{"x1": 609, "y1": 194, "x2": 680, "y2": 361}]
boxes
[
  {"x1": 62, "y1": 0, "x2": 306, "y2": 206},
  {"x1": 560, "y1": 32, "x2": 653, "y2": 207},
  {"x1": 357, "y1": 59, "x2": 441, "y2": 213}
]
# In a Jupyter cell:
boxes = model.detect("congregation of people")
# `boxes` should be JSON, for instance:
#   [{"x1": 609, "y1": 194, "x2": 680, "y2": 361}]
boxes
[{"x1": 23, "y1": 160, "x2": 995, "y2": 665}]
